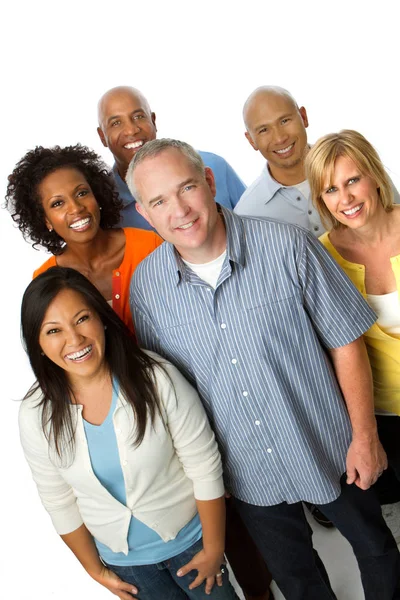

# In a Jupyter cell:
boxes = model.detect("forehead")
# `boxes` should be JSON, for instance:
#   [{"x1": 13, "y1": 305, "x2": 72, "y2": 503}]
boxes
[
  {"x1": 246, "y1": 93, "x2": 296, "y2": 127},
  {"x1": 134, "y1": 149, "x2": 198, "y2": 194},
  {"x1": 100, "y1": 91, "x2": 149, "y2": 121},
  {"x1": 38, "y1": 167, "x2": 87, "y2": 197},
  {"x1": 43, "y1": 288, "x2": 88, "y2": 318}
]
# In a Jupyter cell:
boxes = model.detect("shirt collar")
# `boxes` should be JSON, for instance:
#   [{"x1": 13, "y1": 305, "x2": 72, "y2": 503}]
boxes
[
  {"x1": 261, "y1": 163, "x2": 286, "y2": 202},
  {"x1": 164, "y1": 205, "x2": 246, "y2": 286}
]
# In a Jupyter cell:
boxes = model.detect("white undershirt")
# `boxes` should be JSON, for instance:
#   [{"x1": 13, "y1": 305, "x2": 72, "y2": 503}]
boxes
[
  {"x1": 366, "y1": 291, "x2": 400, "y2": 335},
  {"x1": 292, "y1": 179, "x2": 310, "y2": 198},
  {"x1": 182, "y1": 251, "x2": 227, "y2": 289}
]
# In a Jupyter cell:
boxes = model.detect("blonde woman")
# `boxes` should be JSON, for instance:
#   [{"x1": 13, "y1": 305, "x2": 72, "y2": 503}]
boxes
[{"x1": 305, "y1": 130, "x2": 400, "y2": 534}]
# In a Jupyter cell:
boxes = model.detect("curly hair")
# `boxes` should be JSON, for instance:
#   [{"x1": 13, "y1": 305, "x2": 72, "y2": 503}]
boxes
[{"x1": 5, "y1": 144, "x2": 123, "y2": 254}]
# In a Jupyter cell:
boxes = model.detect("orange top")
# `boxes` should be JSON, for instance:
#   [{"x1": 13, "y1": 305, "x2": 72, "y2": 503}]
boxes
[{"x1": 33, "y1": 228, "x2": 163, "y2": 332}]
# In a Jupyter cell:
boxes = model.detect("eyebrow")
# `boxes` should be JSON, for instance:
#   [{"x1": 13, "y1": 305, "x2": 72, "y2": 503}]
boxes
[
  {"x1": 147, "y1": 178, "x2": 197, "y2": 207},
  {"x1": 41, "y1": 308, "x2": 89, "y2": 329},
  {"x1": 45, "y1": 183, "x2": 88, "y2": 203},
  {"x1": 107, "y1": 108, "x2": 146, "y2": 125}
]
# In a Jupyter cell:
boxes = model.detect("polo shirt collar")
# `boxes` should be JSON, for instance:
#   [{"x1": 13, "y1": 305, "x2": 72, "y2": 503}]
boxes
[{"x1": 113, "y1": 163, "x2": 136, "y2": 209}]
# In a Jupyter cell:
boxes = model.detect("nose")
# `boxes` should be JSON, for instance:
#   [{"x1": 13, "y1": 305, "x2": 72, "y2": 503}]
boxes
[
  {"x1": 65, "y1": 326, "x2": 83, "y2": 348},
  {"x1": 123, "y1": 118, "x2": 141, "y2": 137},
  {"x1": 172, "y1": 195, "x2": 191, "y2": 219},
  {"x1": 273, "y1": 125, "x2": 289, "y2": 146},
  {"x1": 339, "y1": 187, "x2": 354, "y2": 205},
  {"x1": 68, "y1": 197, "x2": 85, "y2": 214}
]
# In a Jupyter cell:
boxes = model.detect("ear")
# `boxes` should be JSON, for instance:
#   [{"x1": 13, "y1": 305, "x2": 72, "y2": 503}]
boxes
[
  {"x1": 44, "y1": 216, "x2": 53, "y2": 231},
  {"x1": 136, "y1": 201, "x2": 155, "y2": 228},
  {"x1": 299, "y1": 106, "x2": 309, "y2": 128},
  {"x1": 97, "y1": 126, "x2": 108, "y2": 148},
  {"x1": 245, "y1": 131, "x2": 259, "y2": 151},
  {"x1": 204, "y1": 167, "x2": 217, "y2": 197},
  {"x1": 151, "y1": 112, "x2": 157, "y2": 132}
]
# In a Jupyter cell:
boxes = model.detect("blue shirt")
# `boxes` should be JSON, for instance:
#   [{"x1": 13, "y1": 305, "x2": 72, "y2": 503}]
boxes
[
  {"x1": 83, "y1": 381, "x2": 202, "y2": 566},
  {"x1": 114, "y1": 150, "x2": 246, "y2": 229},
  {"x1": 130, "y1": 208, "x2": 377, "y2": 507}
]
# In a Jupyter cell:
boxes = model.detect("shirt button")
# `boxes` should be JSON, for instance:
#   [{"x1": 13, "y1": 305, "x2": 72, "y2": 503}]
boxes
[
  {"x1": 243, "y1": 391, "x2": 248, "y2": 397},
  {"x1": 314, "y1": 226, "x2": 319, "y2": 232},
  {"x1": 267, "y1": 448, "x2": 272, "y2": 453},
  {"x1": 255, "y1": 420, "x2": 261, "y2": 426},
  {"x1": 116, "y1": 428, "x2": 122, "y2": 434},
  {"x1": 231, "y1": 358, "x2": 237, "y2": 365},
  {"x1": 123, "y1": 460, "x2": 128, "y2": 466},
  {"x1": 296, "y1": 196, "x2": 301, "y2": 201},
  {"x1": 308, "y1": 210, "x2": 312, "y2": 215},
  {"x1": 221, "y1": 323, "x2": 227, "y2": 329},
  {"x1": 115, "y1": 271, "x2": 120, "y2": 276},
  {"x1": 115, "y1": 293, "x2": 120, "y2": 299}
]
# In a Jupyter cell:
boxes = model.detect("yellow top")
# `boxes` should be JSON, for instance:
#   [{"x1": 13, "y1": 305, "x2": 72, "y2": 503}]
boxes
[{"x1": 319, "y1": 231, "x2": 400, "y2": 416}]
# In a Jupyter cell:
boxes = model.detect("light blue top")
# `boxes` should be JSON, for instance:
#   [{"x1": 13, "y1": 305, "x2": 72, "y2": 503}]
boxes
[
  {"x1": 113, "y1": 150, "x2": 246, "y2": 229},
  {"x1": 83, "y1": 381, "x2": 202, "y2": 566},
  {"x1": 131, "y1": 207, "x2": 377, "y2": 507}
]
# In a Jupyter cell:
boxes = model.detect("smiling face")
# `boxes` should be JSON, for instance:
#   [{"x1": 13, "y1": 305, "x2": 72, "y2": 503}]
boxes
[
  {"x1": 134, "y1": 148, "x2": 226, "y2": 263},
  {"x1": 39, "y1": 288, "x2": 106, "y2": 385},
  {"x1": 38, "y1": 167, "x2": 101, "y2": 245},
  {"x1": 97, "y1": 88, "x2": 157, "y2": 178},
  {"x1": 320, "y1": 155, "x2": 381, "y2": 229},
  {"x1": 244, "y1": 91, "x2": 309, "y2": 183}
]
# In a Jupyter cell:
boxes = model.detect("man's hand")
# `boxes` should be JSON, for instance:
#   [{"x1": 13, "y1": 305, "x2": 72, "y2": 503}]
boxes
[
  {"x1": 346, "y1": 433, "x2": 388, "y2": 490},
  {"x1": 92, "y1": 566, "x2": 138, "y2": 600},
  {"x1": 177, "y1": 548, "x2": 225, "y2": 595}
]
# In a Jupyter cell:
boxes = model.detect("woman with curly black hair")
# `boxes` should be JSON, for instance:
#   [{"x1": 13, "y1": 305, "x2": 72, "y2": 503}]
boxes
[{"x1": 6, "y1": 144, "x2": 162, "y2": 331}]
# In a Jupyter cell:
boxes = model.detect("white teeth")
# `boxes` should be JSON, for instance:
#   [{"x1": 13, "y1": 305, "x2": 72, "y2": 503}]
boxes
[
  {"x1": 275, "y1": 144, "x2": 294, "y2": 154},
  {"x1": 177, "y1": 221, "x2": 195, "y2": 230},
  {"x1": 66, "y1": 345, "x2": 92, "y2": 360},
  {"x1": 343, "y1": 204, "x2": 362, "y2": 216},
  {"x1": 70, "y1": 217, "x2": 90, "y2": 229},
  {"x1": 124, "y1": 141, "x2": 144, "y2": 149}
]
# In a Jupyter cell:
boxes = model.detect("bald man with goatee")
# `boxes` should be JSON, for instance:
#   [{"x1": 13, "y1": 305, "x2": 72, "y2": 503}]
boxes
[{"x1": 98, "y1": 86, "x2": 246, "y2": 230}]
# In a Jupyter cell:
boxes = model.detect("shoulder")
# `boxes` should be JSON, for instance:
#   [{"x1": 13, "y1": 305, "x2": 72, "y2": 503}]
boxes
[
  {"x1": 198, "y1": 150, "x2": 227, "y2": 168},
  {"x1": 123, "y1": 227, "x2": 161, "y2": 245},
  {"x1": 236, "y1": 167, "x2": 268, "y2": 203},
  {"x1": 33, "y1": 255, "x2": 57, "y2": 278},
  {"x1": 18, "y1": 387, "x2": 44, "y2": 436}
]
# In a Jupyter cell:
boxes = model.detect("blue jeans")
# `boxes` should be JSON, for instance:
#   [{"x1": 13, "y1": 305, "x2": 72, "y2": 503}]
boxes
[
  {"x1": 104, "y1": 538, "x2": 239, "y2": 600},
  {"x1": 234, "y1": 475, "x2": 400, "y2": 600}
]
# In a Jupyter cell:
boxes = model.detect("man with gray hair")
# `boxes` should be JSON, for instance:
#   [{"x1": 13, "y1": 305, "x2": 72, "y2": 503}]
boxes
[
  {"x1": 97, "y1": 86, "x2": 246, "y2": 229},
  {"x1": 235, "y1": 85, "x2": 399, "y2": 236},
  {"x1": 128, "y1": 138, "x2": 400, "y2": 600}
]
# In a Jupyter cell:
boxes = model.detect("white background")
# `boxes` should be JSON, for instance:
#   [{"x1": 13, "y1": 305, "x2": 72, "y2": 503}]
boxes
[{"x1": 1, "y1": 1, "x2": 399, "y2": 598}]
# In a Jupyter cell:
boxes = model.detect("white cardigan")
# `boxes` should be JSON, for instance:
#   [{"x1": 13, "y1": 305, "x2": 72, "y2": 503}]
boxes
[{"x1": 19, "y1": 354, "x2": 224, "y2": 555}]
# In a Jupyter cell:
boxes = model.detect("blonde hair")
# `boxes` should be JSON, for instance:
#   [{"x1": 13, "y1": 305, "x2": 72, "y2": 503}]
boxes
[{"x1": 305, "y1": 129, "x2": 393, "y2": 230}]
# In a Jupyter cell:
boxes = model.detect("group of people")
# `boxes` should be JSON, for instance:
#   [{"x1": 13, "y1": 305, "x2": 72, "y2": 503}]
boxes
[{"x1": 6, "y1": 84, "x2": 400, "y2": 600}]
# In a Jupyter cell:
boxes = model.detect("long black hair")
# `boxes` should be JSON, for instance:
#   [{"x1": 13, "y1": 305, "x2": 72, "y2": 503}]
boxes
[
  {"x1": 6, "y1": 144, "x2": 123, "y2": 255},
  {"x1": 21, "y1": 267, "x2": 162, "y2": 459}
]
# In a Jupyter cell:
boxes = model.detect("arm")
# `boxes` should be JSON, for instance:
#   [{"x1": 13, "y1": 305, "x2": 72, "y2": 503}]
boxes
[
  {"x1": 328, "y1": 337, "x2": 387, "y2": 490},
  {"x1": 153, "y1": 361, "x2": 225, "y2": 592},
  {"x1": 60, "y1": 524, "x2": 138, "y2": 600},
  {"x1": 177, "y1": 497, "x2": 226, "y2": 593}
]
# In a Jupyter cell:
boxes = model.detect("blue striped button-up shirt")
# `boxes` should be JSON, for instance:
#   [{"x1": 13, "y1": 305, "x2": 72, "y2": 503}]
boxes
[{"x1": 130, "y1": 208, "x2": 376, "y2": 506}]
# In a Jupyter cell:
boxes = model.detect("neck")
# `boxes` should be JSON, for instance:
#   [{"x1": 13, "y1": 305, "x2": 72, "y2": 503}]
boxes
[
  {"x1": 63, "y1": 228, "x2": 112, "y2": 268},
  {"x1": 69, "y1": 364, "x2": 111, "y2": 402},
  {"x1": 117, "y1": 161, "x2": 129, "y2": 182},
  {"x1": 268, "y1": 161, "x2": 306, "y2": 187}
]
